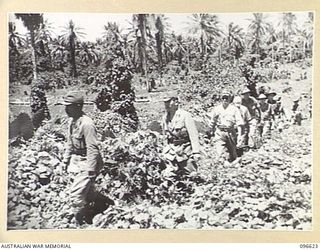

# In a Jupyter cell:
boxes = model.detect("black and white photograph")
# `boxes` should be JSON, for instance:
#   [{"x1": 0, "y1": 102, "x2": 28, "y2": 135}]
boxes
[{"x1": 7, "y1": 12, "x2": 313, "y2": 230}]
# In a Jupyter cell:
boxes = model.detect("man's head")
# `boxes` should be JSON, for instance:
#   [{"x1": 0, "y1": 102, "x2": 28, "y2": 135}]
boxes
[
  {"x1": 293, "y1": 96, "x2": 300, "y2": 103},
  {"x1": 221, "y1": 91, "x2": 231, "y2": 108},
  {"x1": 241, "y1": 89, "x2": 251, "y2": 100},
  {"x1": 258, "y1": 94, "x2": 267, "y2": 104},
  {"x1": 267, "y1": 91, "x2": 276, "y2": 101},
  {"x1": 233, "y1": 96, "x2": 242, "y2": 108},
  {"x1": 163, "y1": 94, "x2": 179, "y2": 113},
  {"x1": 62, "y1": 91, "x2": 84, "y2": 118}
]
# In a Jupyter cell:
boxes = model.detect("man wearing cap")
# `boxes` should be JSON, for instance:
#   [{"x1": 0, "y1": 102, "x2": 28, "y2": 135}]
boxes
[
  {"x1": 257, "y1": 94, "x2": 274, "y2": 139},
  {"x1": 240, "y1": 88, "x2": 260, "y2": 148},
  {"x1": 233, "y1": 96, "x2": 252, "y2": 148},
  {"x1": 162, "y1": 93, "x2": 201, "y2": 177},
  {"x1": 61, "y1": 91, "x2": 113, "y2": 225},
  {"x1": 208, "y1": 91, "x2": 244, "y2": 163},
  {"x1": 291, "y1": 97, "x2": 302, "y2": 125},
  {"x1": 273, "y1": 96, "x2": 287, "y2": 132}
]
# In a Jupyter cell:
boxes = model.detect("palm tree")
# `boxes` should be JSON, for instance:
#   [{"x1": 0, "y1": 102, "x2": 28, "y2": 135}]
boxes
[
  {"x1": 35, "y1": 19, "x2": 54, "y2": 70},
  {"x1": 301, "y1": 12, "x2": 314, "y2": 58},
  {"x1": 247, "y1": 13, "x2": 268, "y2": 56},
  {"x1": 132, "y1": 14, "x2": 148, "y2": 76},
  {"x1": 226, "y1": 22, "x2": 245, "y2": 61},
  {"x1": 278, "y1": 12, "x2": 297, "y2": 62},
  {"x1": 61, "y1": 20, "x2": 86, "y2": 77},
  {"x1": 50, "y1": 36, "x2": 69, "y2": 71},
  {"x1": 265, "y1": 23, "x2": 278, "y2": 62},
  {"x1": 78, "y1": 42, "x2": 101, "y2": 65},
  {"x1": 9, "y1": 22, "x2": 26, "y2": 54},
  {"x1": 15, "y1": 13, "x2": 43, "y2": 80},
  {"x1": 186, "y1": 14, "x2": 222, "y2": 57},
  {"x1": 9, "y1": 21, "x2": 27, "y2": 82}
]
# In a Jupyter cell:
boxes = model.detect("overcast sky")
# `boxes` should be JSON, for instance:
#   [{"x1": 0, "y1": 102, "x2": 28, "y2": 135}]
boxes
[{"x1": 9, "y1": 12, "x2": 311, "y2": 42}]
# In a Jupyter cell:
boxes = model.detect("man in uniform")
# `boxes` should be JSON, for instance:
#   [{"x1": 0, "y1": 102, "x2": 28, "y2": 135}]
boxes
[
  {"x1": 61, "y1": 91, "x2": 113, "y2": 226},
  {"x1": 257, "y1": 94, "x2": 274, "y2": 139},
  {"x1": 240, "y1": 88, "x2": 260, "y2": 148},
  {"x1": 162, "y1": 93, "x2": 201, "y2": 177},
  {"x1": 208, "y1": 91, "x2": 244, "y2": 163},
  {"x1": 291, "y1": 96, "x2": 302, "y2": 125},
  {"x1": 273, "y1": 96, "x2": 287, "y2": 132},
  {"x1": 233, "y1": 96, "x2": 252, "y2": 149}
]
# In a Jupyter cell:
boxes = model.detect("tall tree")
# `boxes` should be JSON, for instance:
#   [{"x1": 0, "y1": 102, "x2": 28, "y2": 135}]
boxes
[
  {"x1": 226, "y1": 22, "x2": 245, "y2": 61},
  {"x1": 278, "y1": 12, "x2": 297, "y2": 62},
  {"x1": 186, "y1": 14, "x2": 221, "y2": 57},
  {"x1": 9, "y1": 21, "x2": 26, "y2": 82},
  {"x1": 61, "y1": 20, "x2": 85, "y2": 77},
  {"x1": 9, "y1": 21, "x2": 26, "y2": 54},
  {"x1": 78, "y1": 42, "x2": 101, "y2": 65},
  {"x1": 247, "y1": 13, "x2": 268, "y2": 55},
  {"x1": 132, "y1": 14, "x2": 148, "y2": 75},
  {"x1": 265, "y1": 23, "x2": 278, "y2": 62},
  {"x1": 50, "y1": 36, "x2": 69, "y2": 71},
  {"x1": 15, "y1": 14, "x2": 43, "y2": 80}
]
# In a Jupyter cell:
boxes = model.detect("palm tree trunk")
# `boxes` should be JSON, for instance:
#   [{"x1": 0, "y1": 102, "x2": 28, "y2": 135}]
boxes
[
  {"x1": 30, "y1": 30, "x2": 37, "y2": 80},
  {"x1": 155, "y1": 32, "x2": 163, "y2": 72},
  {"x1": 70, "y1": 36, "x2": 77, "y2": 77},
  {"x1": 137, "y1": 14, "x2": 147, "y2": 76}
]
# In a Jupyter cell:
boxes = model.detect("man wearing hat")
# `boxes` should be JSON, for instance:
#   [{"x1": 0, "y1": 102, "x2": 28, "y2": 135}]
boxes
[
  {"x1": 61, "y1": 91, "x2": 113, "y2": 225},
  {"x1": 291, "y1": 96, "x2": 302, "y2": 125},
  {"x1": 240, "y1": 88, "x2": 260, "y2": 148},
  {"x1": 233, "y1": 96, "x2": 252, "y2": 149},
  {"x1": 266, "y1": 90, "x2": 277, "y2": 105},
  {"x1": 257, "y1": 93, "x2": 274, "y2": 139},
  {"x1": 162, "y1": 93, "x2": 201, "y2": 177},
  {"x1": 208, "y1": 91, "x2": 244, "y2": 163},
  {"x1": 273, "y1": 96, "x2": 287, "y2": 132}
]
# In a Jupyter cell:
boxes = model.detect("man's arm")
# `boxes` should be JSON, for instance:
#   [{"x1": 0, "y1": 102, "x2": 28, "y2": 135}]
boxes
[
  {"x1": 185, "y1": 112, "x2": 200, "y2": 154},
  {"x1": 82, "y1": 119, "x2": 101, "y2": 170},
  {"x1": 62, "y1": 120, "x2": 72, "y2": 169}
]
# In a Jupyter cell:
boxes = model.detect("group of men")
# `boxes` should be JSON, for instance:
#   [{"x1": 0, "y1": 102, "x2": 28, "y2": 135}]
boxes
[
  {"x1": 162, "y1": 87, "x2": 304, "y2": 172},
  {"x1": 59, "y1": 87, "x2": 304, "y2": 226}
]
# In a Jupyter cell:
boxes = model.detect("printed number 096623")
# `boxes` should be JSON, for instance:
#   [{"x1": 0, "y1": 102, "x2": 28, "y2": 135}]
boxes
[{"x1": 300, "y1": 244, "x2": 318, "y2": 248}]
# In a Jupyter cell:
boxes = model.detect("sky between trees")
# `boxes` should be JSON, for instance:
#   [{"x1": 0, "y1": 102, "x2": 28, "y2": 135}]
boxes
[{"x1": 9, "y1": 12, "x2": 311, "y2": 42}]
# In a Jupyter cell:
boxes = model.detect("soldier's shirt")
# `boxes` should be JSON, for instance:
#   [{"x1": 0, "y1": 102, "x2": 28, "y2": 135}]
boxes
[
  {"x1": 64, "y1": 113, "x2": 101, "y2": 171},
  {"x1": 258, "y1": 103, "x2": 274, "y2": 121},
  {"x1": 235, "y1": 104, "x2": 252, "y2": 124},
  {"x1": 162, "y1": 108, "x2": 200, "y2": 154},
  {"x1": 242, "y1": 97, "x2": 258, "y2": 117},
  {"x1": 208, "y1": 104, "x2": 244, "y2": 128}
]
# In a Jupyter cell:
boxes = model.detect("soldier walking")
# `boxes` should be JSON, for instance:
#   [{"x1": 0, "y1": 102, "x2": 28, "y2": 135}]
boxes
[
  {"x1": 240, "y1": 88, "x2": 261, "y2": 149},
  {"x1": 257, "y1": 94, "x2": 274, "y2": 139},
  {"x1": 60, "y1": 91, "x2": 113, "y2": 226},
  {"x1": 162, "y1": 93, "x2": 201, "y2": 177},
  {"x1": 208, "y1": 91, "x2": 244, "y2": 164}
]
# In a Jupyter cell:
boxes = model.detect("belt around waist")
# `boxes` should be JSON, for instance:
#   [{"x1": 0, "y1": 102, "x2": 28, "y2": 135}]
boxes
[
  {"x1": 217, "y1": 126, "x2": 233, "y2": 131},
  {"x1": 72, "y1": 149, "x2": 87, "y2": 156},
  {"x1": 171, "y1": 140, "x2": 190, "y2": 146}
]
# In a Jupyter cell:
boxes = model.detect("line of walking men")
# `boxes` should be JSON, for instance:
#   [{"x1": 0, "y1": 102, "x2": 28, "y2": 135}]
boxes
[{"x1": 59, "y1": 88, "x2": 304, "y2": 226}]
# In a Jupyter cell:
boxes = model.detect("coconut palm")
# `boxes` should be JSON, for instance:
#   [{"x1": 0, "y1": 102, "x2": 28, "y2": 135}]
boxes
[
  {"x1": 15, "y1": 13, "x2": 43, "y2": 80},
  {"x1": 278, "y1": 12, "x2": 298, "y2": 62},
  {"x1": 265, "y1": 23, "x2": 279, "y2": 62},
  {"x1": 247, "y1": 13, "x2": 268, "y2": 55},
  {"x1": 301, "y1": 12, "x2": 314, "y2": 58},
  {"x1": 186, "y1": 13, "x2": 222, "y2": 57},
  {"x1": 226, "y1": 22, "x2": 245, "y2": 61},
  {"x1": 78, "y1": 42, "x2": 101, "y2": 65},
  {"x1": 61, "y1": 20, "x2": 86, "y2": 77},
  {"x1": 9, "y1": 22, "x2": 26, "y2": 54},
  {"x1": 50, "y1": 36, "x2": 69, "y2": 71}
]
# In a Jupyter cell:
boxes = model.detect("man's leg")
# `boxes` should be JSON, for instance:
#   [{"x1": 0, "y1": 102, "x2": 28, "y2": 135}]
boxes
[{"x1": 69, "y1": 171, "x2": 96, "y2": 225}]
